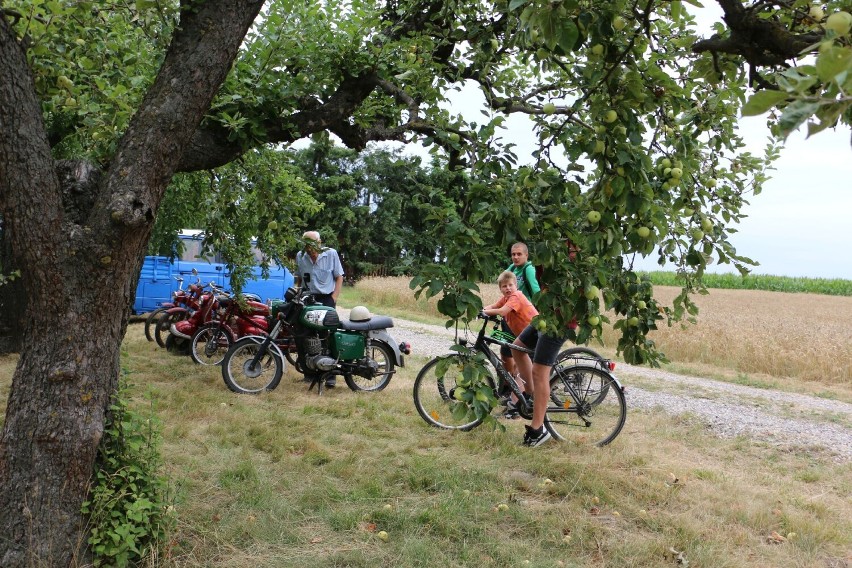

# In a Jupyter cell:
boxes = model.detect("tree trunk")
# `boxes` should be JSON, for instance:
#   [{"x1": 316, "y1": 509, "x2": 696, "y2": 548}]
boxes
[{"x1": 0, "y1": 2, "x2": 263, "y2": 565}]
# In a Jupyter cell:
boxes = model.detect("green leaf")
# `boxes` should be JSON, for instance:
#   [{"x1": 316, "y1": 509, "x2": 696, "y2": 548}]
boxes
[
  {"x1": 741, "y1": 90, "x2": 789, "y2": 117},
  {"x1": 509, "y1": 0, "x2": 529, "y2": 10},
  {"x1": 778, "y1": 100, "x2": 821, "y2": 137}
]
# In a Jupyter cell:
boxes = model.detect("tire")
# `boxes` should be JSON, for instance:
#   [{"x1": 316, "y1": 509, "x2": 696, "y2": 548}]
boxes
[
  {"x1": 344, "y1": 342, "x2": 395, "y2": 392},
  {"x1": 144, "y1": 307, "x2": 168, "y2": 342},
  {"x1": 190, "y1": 323, "x2": 234, "y2": 366},
  {"x1": 164, "y1": 333, "x2": 191, "y2": 356},
  {"x1": 544, "y1": 366, "x2": 626, "y2": 447},
  {"x1": 222, "y1": 337, "x2": 284, "y2": 394},
  {"x1": 413, "y1": 353, "x2": 497, "y2": 431},
  {"x1": 554, "y1": 347, "x2": 610, "y2": 405},
  {"x1": 155, "y1": 310, "x2": 187, "y2": 348}
]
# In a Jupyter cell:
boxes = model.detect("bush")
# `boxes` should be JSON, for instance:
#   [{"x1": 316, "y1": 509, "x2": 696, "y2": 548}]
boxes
[{"x1": 82, "y1": 375, "x2": 173, "y2": 567}]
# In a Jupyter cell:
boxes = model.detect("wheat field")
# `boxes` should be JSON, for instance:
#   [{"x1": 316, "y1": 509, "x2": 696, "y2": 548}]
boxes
[{"x1": 345, "y1": 277, "x2": 852, "y2": 389}]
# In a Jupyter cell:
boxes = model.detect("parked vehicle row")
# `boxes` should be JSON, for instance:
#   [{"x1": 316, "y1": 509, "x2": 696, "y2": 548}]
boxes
[{"x1": 143, "y1": 277, "x2": 410, "y2": 396}]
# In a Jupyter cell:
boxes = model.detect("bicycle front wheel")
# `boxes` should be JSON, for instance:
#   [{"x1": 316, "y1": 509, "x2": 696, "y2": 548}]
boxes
[
  {"x1": 413, "y1": 353, "x2": 497, "y2": 431},
  {"x1": 544, "y1": 366, "x2": 626, "y2": 446}
]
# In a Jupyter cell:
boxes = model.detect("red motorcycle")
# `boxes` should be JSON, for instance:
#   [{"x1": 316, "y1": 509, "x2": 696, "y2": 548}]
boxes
[
  {"x1": 186, "y1": 291, "x2": 270, "y2": 365},
  {"x1": 145, "y1": 276, "x2": 203, "y2": 347}
]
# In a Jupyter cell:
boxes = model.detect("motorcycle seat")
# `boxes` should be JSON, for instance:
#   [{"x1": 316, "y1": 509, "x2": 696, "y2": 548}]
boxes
[{"x1": 339, "y1": 316, "x2": 394, "y2": 331}]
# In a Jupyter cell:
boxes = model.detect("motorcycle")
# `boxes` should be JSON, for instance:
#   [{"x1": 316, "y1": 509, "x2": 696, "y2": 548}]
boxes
[
  {"x1": 145, "y1": 275, "x2": 204, "y2": 343},
  {"x1": 168, "y1": 284, "x2": 266, "y2": 355},
  {"x1": 188, "y1": 289, "x2": 272, "y2": 366},
  {"x1": 221, "y1": 287, "x2": 411, "y2": 395}
]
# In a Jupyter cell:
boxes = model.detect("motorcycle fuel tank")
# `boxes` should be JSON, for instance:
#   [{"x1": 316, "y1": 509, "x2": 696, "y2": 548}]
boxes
[{"x1": 298, "y1": 305, "x2": 340, "y2": 331}]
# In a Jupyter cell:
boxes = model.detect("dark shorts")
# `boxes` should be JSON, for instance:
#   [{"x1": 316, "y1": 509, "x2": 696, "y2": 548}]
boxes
[{"x1": 516, "y1": 325, "x2": 568, "y2": 367}]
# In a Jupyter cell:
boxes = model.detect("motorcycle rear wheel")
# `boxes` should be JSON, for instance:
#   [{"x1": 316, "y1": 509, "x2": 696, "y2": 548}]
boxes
[
  {"x1": 190, "y1": 323, "x2": 233, "y2": 366},
  {"x1": 344, "y1": 342, "x2": 395, "y2": 392},
  {"x1": 222, "y1": 337, "x2": 284, "y2": 394}
]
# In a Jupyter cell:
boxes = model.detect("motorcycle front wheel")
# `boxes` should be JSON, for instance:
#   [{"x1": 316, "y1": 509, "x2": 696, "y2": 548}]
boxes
[
  {"x1": 222, "y1": 337, "x2": 284, "y2": 394},
  {"x1": 190, "y1": 323, "x2": 233, "y2": 366},
  {"x1": 344, "y1": 341, "x2": 395, "y2": 392},
  {"x1": 156, "y1": 311, "x2": 187, "y2": 348}
]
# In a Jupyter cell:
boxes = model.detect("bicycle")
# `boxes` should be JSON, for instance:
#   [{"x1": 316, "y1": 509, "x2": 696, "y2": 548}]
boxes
[{"x1": 412, "y1": 313, "x2": 627, "y2": 446}]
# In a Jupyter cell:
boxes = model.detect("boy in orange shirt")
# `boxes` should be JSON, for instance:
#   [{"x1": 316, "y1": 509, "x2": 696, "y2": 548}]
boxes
[{"x1": 482, "y1": 271, "x2": 538, "y2": 418}]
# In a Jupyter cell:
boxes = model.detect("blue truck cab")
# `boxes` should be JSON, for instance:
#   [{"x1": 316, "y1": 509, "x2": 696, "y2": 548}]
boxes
[{"x1": 132, "y1": 229, "x2": 294, "y2": 314}]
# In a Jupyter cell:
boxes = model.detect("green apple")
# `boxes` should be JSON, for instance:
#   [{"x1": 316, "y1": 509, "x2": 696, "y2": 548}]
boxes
[
  {"x1": 627, "y1": 316, "x2": 639, "y2": 326},
  {"x1": 591, "y1": 43, "x2": 605, "y2": 55},
  {"x1": 378, "y1": 530, "x2": 389, "y2": 541},
  {"x1": 585, "y1": 285, "x2": 600, "y2": 300},
  {"x1": 594, "y1": 125, "x2": 606, "y2": 134},
  {"x1": 691, "y1": 228, "x2": 705, "y2": 241},
  {"x1": 587, "y1": 210, "x2": 602, "y2": 223},
  {"x1": 453, "y1": 387, "x2": 466, "y2": 401},
  {"x1": 809, "y1": 5, "x2": 825, "y2": 21},
  {"x1": 636, "y1": 226, "x2": 651, "y2": 238},
  {"x1": 706, "y1": 178, "x2": 717, "y2": 188},
  {"x1": 543, "y1": 102, "x2": 556, "y2": 115},
  {"x1": 825, "y1": 11, "x2": 852, "y2": 35},
  {"x1": 669, "y1": 167, "x2": 683, "y2": 179},
  {"x1": 682, "y1": 207, "x2": 694, "y2": 217},
  {"x1": 701, "y1": 218, "x2": 714, "y2": 232},
  {"x1": 587, "y1": 315, "x2": 601, "y2": 326},
  {"x1": 536, "y1": 319, "x2": 547, "y2": 332},
  {"x1": 594, "y1": 140, "x2": 606, "y2": 153},
  {"x1": 616, "y1": 166, "x2": 625, "y2": 176},
  {"x1": 603, "y1": 109, "x2": 618, "y2": 123},
  {"x1": 663, "y1": 167, "x2": 672, "y2": 177},
  {"x1": 491, "y1": 38, "x2": 500, "y2": 50},
  {"x1": 612, "y1": 16, "x2": 626, "y2": 31},
  {"x1": 448, "y1": 132, "x2": 460, "y2": 142},
  {"x1": 660, "y1": 158, "x2": 672, "y2": 169},
  {"x1": 267, "y1": 220, "x2": 279, "y2": 230},
  {"x1": 636, "y1": 300, "x2": 647, "y2": 310}
]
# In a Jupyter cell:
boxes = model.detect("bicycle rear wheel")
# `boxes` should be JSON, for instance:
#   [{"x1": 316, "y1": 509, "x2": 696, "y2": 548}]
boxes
[
  {"x1": 413, "y1": 353, "x2": 497, "y2": 431},
  {"x1": 554, "y1": 347, "x2": 611, "y2": 405},
  {"x1": 544, "y1": 366, "x2": 626, "y2": 446}
]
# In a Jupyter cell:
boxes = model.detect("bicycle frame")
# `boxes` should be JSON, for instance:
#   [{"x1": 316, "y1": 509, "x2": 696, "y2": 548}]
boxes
[{"x1": 461, "y1": 315, "x2": 621, "y2": 422}]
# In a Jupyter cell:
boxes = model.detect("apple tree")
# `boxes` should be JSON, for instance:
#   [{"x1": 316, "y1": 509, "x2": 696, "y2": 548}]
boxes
[{"x1": 0, "y1": 0, "x2": 846, "y2": 564}]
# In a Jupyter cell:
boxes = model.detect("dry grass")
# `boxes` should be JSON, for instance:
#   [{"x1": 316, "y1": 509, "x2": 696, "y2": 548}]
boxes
[
  {"x1": 1, "y1": 324, "x2": 851, "y2": 566},
  {"x1": 345, "y1": 277, "x2": 852, "y2": 393}
]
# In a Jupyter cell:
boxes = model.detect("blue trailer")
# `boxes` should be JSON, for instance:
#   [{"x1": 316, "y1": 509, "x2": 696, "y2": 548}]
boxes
[{"x1": 132, "y1": 230, "x2": 294, "y2": 314}]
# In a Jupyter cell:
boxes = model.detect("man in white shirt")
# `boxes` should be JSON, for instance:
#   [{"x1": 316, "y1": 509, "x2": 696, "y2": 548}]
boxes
[{"x1": 295, "y1": 230, "x2": 344, "y2": 308}]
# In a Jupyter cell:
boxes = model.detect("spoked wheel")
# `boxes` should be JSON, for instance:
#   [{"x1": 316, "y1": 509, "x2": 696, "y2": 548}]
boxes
[
  {"x1": 544, "y1": 366, "x2": 626, "y2": 447},
  {"x1": 344, "y1": 342, "x2": 395, "y2": 392},
  {"x1": 413, "y1": 353, "x2": 497, "y2": 431},
  {"x1": 221, "y1": 337, "x2": 284, "y2": 394},
  {"x1": 554, "y1": 347, "x2": 611, "y2": 406},
  {"x1": 190, "y1": 323, "x2": 233, "y2": 366},
  {"x1": 144, "y1": 307, "x2": 168, "y2": 342}
]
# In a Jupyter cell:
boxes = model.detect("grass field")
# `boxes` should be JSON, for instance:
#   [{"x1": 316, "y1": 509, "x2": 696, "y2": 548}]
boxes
[{"x1": 0, "y1": 282, "x2": 851, "y2": 567}]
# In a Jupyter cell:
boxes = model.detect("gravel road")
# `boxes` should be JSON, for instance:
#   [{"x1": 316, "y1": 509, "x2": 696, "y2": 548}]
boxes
[{"x1": 344, "y1": 308, "x2": 852, "y2": 463}]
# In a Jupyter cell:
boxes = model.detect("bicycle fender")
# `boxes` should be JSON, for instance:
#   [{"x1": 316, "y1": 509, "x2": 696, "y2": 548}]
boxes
[
  {"x1": 368, "y1": 329, "x2": 404, "y2": 366},
  {"x1": 608, "y1": 373, "x2": 624, "y2": 391}
]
